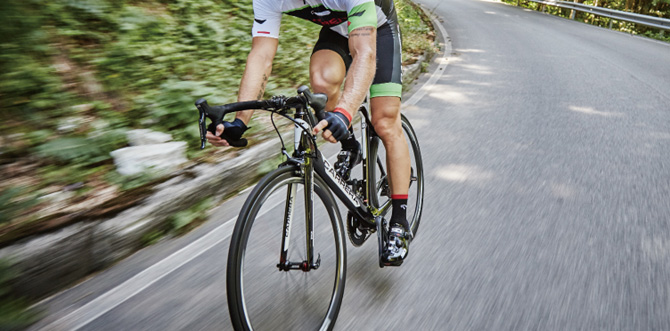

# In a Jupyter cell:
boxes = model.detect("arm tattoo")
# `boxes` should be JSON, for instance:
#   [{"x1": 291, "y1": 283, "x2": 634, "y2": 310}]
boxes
[
  {"x1": 257, "y1": 73, "x2": 268, "y2": 99},
  {"x1": 350, "y1": 27, "x2": 374, "y2": 38}
]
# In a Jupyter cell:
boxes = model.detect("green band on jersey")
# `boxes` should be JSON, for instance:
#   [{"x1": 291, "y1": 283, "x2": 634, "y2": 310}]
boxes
[
  {"x1": 370, "y1": 83, "x2": 402, "y2": 98},
  {"x1": 348, "y1": 2, "x2": 378, "y2": 33}
]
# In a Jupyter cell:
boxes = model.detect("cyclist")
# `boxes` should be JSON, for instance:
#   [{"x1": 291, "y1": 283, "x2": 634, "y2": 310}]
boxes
[{"x1": 206, "y1": 0, "x2": 412, "y2": 266}]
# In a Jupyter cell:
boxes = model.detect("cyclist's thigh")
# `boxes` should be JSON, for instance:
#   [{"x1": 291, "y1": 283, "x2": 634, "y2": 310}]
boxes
[
  {"x1": 310, "y1": 28, "x2": 349, "y2": 82},
  {"x1": 310, "y1": 50, "x2": 346, "y2": 87},
  {"x1": 370, "y1": 22, "x2": 402, "y2": 99},
  {"x1": 310, "y1": 27, "x2": 349, "y2": 107}
]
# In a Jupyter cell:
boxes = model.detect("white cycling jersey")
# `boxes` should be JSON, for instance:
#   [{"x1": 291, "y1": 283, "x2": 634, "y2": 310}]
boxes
[{"x1": 252, "y1": 0, "x2": 395, "y2": 38}]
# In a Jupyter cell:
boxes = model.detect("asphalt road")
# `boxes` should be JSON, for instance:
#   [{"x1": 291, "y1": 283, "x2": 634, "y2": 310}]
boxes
[{"x1": 30, "y1": 0, "x2": 670, "y2": 330}]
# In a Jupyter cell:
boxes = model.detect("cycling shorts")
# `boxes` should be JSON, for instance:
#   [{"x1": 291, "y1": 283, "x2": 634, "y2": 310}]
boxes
[{"x1": 312, "y1": 22, "x2": 403, "y2": 99}]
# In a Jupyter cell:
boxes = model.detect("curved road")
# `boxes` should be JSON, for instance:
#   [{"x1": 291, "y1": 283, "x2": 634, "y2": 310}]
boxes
[{"x1": 31, "y1": 0, "x2": 670, "y2": 330}]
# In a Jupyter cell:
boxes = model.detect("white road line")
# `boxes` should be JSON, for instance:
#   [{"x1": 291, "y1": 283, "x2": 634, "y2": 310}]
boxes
[
  {"x1": 41, "y1": 218, "x2": 237, "y2": 330},
  {"x1": 42, "y1": 9, "x2": 453, "y2": 331}
]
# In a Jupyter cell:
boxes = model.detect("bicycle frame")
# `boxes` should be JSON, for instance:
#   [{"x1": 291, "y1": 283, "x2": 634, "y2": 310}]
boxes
[
  {"x1": 278, "y1": 102, "x2": 391, "y2": 272},
  {"x1": 196, "y1": 89, "x2": 393, "y2": 272}
]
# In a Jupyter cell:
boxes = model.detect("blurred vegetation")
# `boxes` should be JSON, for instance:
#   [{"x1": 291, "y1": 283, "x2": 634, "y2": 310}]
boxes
[
  {"x1": 0, "y1": 260, "x2": 40, "y2": 330},
  {"x1": 0, "y1": 0, "x2": 318, "y2": 162},
  {"x1": 397, "y1": 0, "x2": 438, "y2": 63},
  {"x1": 0, "y1": 188, "x2": 39, "y2": 225},
  {"x1": 0, "y1": 0, "x2": 435, "y2": 242},
  {"x1": 504, "y1": 0, "x2": 670, "y2": 41}
]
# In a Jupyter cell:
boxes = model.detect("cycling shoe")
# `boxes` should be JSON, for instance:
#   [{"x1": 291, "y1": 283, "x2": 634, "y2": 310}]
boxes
[{"x1": 382, "y1": 224, "x2": 412, "y2": 267}]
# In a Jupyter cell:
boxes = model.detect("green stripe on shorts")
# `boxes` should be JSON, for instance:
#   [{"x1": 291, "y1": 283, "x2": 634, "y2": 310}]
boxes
[{"x1": 370, "y1": 83, "x2": 402, "y2": 98}]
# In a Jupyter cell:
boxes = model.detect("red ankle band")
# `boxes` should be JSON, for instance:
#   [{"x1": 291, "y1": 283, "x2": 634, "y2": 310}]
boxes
[{"x1": 391, "y1": 194, "x2": 409, "y2": 200}]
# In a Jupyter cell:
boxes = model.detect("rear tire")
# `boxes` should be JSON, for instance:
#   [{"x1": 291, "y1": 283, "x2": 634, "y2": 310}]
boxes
[{"x1": 227, "y1": 166, "x2": 346, "y2": 331}]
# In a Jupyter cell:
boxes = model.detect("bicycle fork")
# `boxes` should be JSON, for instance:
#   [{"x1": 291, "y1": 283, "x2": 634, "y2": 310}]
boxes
[{"x1": 277, "y1": 119, "x2": 320, "y2": 272}]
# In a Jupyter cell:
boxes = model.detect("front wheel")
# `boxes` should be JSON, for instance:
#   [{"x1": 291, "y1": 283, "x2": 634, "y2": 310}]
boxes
[
  {"x1": 227, "y1": 166, "x2": 346, "y2": 331},
  {"x1": 368, "y1": 114, "x2": 424, "y2": 236}
]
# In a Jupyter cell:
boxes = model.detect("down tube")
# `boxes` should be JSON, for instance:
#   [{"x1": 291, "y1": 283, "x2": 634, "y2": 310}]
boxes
[{"x1": 313, "y1": 152, "x2": 370, "y2": 221}]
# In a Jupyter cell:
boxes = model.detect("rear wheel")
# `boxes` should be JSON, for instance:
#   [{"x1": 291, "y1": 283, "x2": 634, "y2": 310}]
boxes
[
  {"x1": 368, "y1": 114, "x2": 424, "y2": 236},
  {"x1": 227, "y1": 166, "x2": 346, "y2": 331}
]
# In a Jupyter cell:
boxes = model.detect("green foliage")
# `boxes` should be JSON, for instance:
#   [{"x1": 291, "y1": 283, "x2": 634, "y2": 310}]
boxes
[
  {"x1": 396, "y1": 0, "x2": 438, "y2": 63},
  {"x1": 0, "y1": 260, "x2": 39, "y2": 330},
  {"x1": 0, "y1": 0, "x2": 434, "y2": 202},
  {"x1": 140, "y1": 197, "x2": 215, "y2": 245},
  {"x1": 104, "y1": 170, "x2": 161, "y2": 191},
  {"x1": 502, "y1": 0, "x2": 670, "y2": 40},
  {"x1": 170, "y1": 197, "x2": 214, "y2": 233},
  {"x1": 0, "y1": 188, "x2": 39, "y2": 225},
  {"x1": 141, "y1": 229, "x2": 166, "y2": 247},
  {"x1": 644, "y1": 30, "x2": 670, "y2": 41},
  {"x1": 35, "y1": 137, "x2": 101, "y2": 164},
  {"x1": 34, "y1": 129, "x2": 127, "y2": 165}
]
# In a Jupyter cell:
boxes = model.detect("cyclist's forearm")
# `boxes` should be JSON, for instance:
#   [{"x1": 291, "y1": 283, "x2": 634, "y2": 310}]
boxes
[
  {"x1": 236, "y1": 39, "x2": 277, "y2": 125},
  {"x1": 236, "y1": 58, "x2": 272, "y2": 124},
  {"x1": 337, "y1": 26, "x2": 377, "y2": 118}
]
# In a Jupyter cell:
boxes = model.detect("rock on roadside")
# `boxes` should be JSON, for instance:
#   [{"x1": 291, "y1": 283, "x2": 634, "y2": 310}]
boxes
[{"x1": 110, "y1": 130, "x2": 188, "y2": 176}]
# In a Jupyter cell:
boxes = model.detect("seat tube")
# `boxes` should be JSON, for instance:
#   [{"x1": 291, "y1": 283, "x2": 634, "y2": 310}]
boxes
[{"x1": 360, "y1": 106, "x2": 372, "y2": 204}]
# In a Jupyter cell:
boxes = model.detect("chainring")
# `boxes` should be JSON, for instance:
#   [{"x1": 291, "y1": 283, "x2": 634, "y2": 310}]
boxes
[{"x1": 346, "y1": 212, "x2": 372, "y2": 247}]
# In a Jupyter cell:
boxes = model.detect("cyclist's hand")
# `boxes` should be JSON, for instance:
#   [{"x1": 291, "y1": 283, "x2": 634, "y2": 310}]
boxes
[
  {"x1": 313, "y1": 110, "x2": 350, "y2": 143},
  {"x1": 206, "y1": 118, "x2": 248, "y2": 147}
]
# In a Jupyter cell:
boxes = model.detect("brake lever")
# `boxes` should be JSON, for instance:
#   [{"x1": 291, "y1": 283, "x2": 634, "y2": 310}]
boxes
[
  {"x1": 196, "y1": 98, "x2": 224, "y2": 150},
  {"x1": 297, "y1": 85, "x2": 327, "y2": 120},
  {"x1": 198, "y1": 106, "x2": 207, "y2": 149}
]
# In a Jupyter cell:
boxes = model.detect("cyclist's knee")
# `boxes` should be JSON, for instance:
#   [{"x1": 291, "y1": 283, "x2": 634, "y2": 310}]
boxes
[{"x1": 373, "y1": 116, "x2": 403, "y2": 143}]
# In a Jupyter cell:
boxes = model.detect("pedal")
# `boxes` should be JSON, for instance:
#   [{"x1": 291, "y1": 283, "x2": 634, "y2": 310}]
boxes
[{"x1": 376, "y1": 217, "x2": 388, "y2": 268}]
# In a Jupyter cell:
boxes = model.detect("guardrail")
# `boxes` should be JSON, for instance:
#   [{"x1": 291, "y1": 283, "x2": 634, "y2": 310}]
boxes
[{"x1": 525, "y1": 0, "x2": 670, "y2": 31}]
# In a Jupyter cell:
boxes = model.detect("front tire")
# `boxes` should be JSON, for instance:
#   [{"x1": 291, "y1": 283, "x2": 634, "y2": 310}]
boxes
[{"x1": 227, "y1": 166, "x2": 346, "y2": 331}]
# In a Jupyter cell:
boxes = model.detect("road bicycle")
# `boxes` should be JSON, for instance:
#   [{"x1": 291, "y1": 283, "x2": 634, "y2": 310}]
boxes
[{"x1": 195, "y1": 86, "x2": 424, "y2": 330}]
